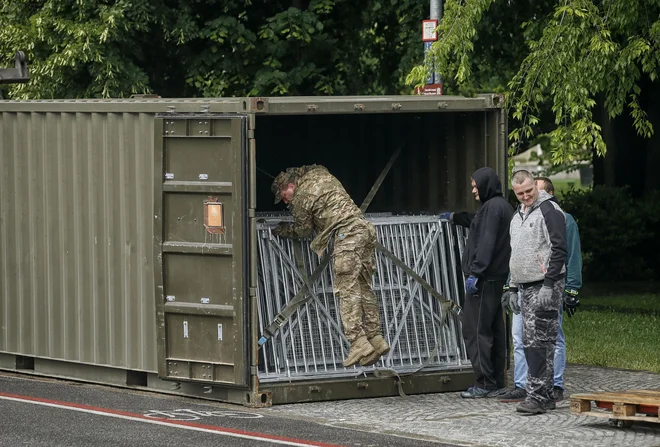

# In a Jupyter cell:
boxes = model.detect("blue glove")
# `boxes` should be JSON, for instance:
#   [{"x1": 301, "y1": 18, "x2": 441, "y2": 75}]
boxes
[
  {"x1": 439, "y1": 212, "x2": 453, "y2": 221},
  {"x1": 465, "y1": 275, "x2": 479, "y2": 295}
]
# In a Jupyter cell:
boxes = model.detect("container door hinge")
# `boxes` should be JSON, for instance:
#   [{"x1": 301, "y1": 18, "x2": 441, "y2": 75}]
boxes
[{"x1": 249, "y1": 287, "x2": 257, "y2": 297}]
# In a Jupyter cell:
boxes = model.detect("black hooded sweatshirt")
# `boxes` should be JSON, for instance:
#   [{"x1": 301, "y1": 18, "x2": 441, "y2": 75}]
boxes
[{"x1": 452, "y1": 167, "x2": 513, "y2": 281}]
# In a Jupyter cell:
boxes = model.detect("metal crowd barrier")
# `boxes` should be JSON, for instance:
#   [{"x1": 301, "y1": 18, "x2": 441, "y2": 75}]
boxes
[{"x1": 256, "y1": 215, "x2": 470, "y2": 382}]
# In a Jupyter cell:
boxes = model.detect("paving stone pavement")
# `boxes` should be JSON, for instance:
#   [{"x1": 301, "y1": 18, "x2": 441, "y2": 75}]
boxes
[{"x1": 266, "y1": 364, "x2": 660, "y2": 447}]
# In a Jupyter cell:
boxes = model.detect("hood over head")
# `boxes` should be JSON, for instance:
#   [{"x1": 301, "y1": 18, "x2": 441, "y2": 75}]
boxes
[{"x1": 472, "y1": 167, "x2": 502, "y2": 203}]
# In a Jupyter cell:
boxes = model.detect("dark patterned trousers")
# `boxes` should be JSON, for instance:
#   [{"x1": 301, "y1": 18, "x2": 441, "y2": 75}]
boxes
[{"x1": 520, "y1": 279, "x2": 565, "y2": 404}]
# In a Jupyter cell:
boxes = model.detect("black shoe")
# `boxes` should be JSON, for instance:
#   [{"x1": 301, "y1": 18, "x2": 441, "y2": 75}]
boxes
[
  {"x1": 499, "y1": 387, "x2": 526, "y2": 402},
  {"x1": 553, "y1": 386, "x2": 564, "y2": 402},
  {"x1": 486, "y1": 388, "x2": 508, "y2": 398},
  {"x1": 516, "y1": 398, "x2": 547, "y2": 415},
  {"x1": 461, "y1": 386, "x2": 490, "y2": 398},
  {"x1": 545, "y1": 399, "x2": 557, "y2": 410}
]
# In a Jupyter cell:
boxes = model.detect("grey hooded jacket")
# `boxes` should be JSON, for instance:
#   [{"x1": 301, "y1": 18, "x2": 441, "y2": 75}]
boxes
[{"x1": 509, "y1": 190, "x2": 568, "y2": 289}]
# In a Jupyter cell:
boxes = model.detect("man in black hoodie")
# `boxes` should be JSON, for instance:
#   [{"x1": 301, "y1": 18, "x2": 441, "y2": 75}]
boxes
[{"x1": 440, "y1": 167, "x2": 513, "y2": 398}]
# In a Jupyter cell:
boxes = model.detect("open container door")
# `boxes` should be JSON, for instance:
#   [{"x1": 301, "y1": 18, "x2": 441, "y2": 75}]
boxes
[{"x1": 154, "y1": 114, "x2": 249, "y2": 387}]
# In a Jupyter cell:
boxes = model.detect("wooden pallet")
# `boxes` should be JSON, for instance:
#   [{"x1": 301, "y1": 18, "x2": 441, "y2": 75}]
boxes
[{"x1": 571, "y1": 390, "x2": 660, "y2": 428}]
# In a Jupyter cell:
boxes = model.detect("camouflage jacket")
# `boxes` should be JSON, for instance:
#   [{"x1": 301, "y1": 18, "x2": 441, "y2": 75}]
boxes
[{"x1": 277, "y1": 165, "x2": 366, "y2": 256}]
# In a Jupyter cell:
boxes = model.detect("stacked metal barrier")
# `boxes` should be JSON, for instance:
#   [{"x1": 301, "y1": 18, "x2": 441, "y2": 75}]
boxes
[{"x1": 256, "y1": 215, "x2": 470, "y2": 382}]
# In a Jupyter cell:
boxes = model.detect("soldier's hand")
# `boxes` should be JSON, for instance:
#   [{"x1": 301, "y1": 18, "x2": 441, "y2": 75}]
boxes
[
  {"x1": 563, "y1": 289, "x2": 580, "y2": 317},
  {"x1": 272, "y1": 222, "x2": 295, "y2": 238},
  {"x1": 271, "y1": 223, "x2": 286, "y2": 237}
]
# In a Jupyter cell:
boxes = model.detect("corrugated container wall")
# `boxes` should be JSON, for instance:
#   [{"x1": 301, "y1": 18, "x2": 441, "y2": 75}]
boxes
[{"x1": 0, "y1": 111, "x2": 157, "y2": 371}]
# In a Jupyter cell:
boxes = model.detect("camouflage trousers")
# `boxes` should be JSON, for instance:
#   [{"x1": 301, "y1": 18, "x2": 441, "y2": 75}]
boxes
[
  {"x1": 332, "y1": 222, "x2": 381, "y2": 343},
  {"x1": 520, "y1": 278, "x2": 565, "y2": 405}
]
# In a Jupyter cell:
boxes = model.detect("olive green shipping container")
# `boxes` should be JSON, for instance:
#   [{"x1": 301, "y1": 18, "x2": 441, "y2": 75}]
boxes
[{"x1": 0, "y1": 95, "x2": 507, "y2": 405}]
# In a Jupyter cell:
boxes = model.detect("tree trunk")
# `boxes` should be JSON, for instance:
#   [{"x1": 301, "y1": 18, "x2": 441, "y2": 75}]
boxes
[
  {"x1": 644, "y1": 79, "x2": 660, "y2": 191},
  {"x1": 593, "y1": 77, "x2": 660, "y2": 196},
  {"x1": 594, "y1": 99, "x2": 618, "y2": 187}
]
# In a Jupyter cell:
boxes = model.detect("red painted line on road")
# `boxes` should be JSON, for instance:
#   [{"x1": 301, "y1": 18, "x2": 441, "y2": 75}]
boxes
[{"x1": 0, "y1": 391, "x2": 346, "y2": 447}]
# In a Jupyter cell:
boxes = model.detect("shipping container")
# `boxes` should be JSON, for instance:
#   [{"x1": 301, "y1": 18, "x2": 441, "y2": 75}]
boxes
[{"x1": 0, "y1": 95, "x2": 507, "y2": 405}]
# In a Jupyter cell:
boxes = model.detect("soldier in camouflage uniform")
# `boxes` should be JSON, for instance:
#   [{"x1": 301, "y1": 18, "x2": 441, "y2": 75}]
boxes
[
  {"x1": 503, "y1": 169, "x2": 567, "y2": 415},
  {"x1": 271, "y1": 165, "x2": 389, "y2": 367}
]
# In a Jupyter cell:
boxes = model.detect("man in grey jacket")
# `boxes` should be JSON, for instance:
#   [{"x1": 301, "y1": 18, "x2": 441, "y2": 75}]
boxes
[{"x1": 502, "y1": 170, "x2": 567, "y2": 415}]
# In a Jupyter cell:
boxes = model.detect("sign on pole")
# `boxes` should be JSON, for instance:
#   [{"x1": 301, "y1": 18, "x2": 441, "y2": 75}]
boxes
[
  {"x1": 422, "y1": 20, "x2": 438, "y2": 42},
  {"x1": 420, "y1": 20, "x2": 442, "y2": 96}
]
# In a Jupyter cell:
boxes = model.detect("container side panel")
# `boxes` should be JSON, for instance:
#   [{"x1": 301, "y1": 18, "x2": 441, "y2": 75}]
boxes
[
  {"x1": 108, "y1": 112, "x2": 123, "y2": 367},
  {"x1": 0, "y1": 114, "x2": 16, "y2": 352},
  {"x1": 67, "y1": 113, "x2": 82, "y2": 360},
  {"x1": 0, "y1": 110, "x2": 157, "y2": 371},
  {"x1": 32, "y1": 113, "x2": 48, "y2": 357},
  {"x1": 18, "y1": 113, "x2": 34, "y2": 354},
  {"x1": 136, "y1": 112, "x2": 158, "y2": 371},
  {"x1": 45, "y1": 113, "x2": 60, "y2": 358},
  {"x1": 91, "y1": 112, "x2": 106, "y2": 365},
  {"x1": 136, "y1": 112, "x2": 159, "y2": 370}
]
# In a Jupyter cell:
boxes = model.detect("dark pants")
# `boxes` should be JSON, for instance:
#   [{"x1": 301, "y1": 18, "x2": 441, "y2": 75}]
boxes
[
  {"x1": 520, "y1": 279, "x2": 564, "y2": 404},
  {"x1": 462, "y1": 279, "x2": 506, "y2": 390}
]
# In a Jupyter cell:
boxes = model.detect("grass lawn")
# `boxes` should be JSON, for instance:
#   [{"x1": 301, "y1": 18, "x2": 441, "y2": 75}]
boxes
[
  {"x1": 564, "y1": 310, "x2": 660, "y2": 373},
  {"x1": 563, "y1": 292, "x2": 660, "y2": 373},
  {"x1": 579, "y1": 293, "x2": 660, "y2": 311}
]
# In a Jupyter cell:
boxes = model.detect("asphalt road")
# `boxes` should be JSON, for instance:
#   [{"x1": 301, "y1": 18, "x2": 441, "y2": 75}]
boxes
[{"x1": 0, "y1": 373, "x2": 456, "y2": 447}]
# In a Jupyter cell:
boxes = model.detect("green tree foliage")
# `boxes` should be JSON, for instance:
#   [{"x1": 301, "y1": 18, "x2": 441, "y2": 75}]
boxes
[
  {"x1": 408, "y1": 0, "x2": 660, "y2": 164},
  {"x1": 0, "y1": 0, "x2": 427, "y2": 99},
  {"x1": 561, "y1": 186, "x2": 660, "y2": 280}
]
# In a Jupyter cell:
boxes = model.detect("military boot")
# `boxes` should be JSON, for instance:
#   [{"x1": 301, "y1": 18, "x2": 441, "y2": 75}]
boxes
[
  {"x1": 359, "y1": 335, "x2": 391, "y2": 367},
  {"x1": 343, "y1": 336, "x2": 375, "y2": 367}
]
